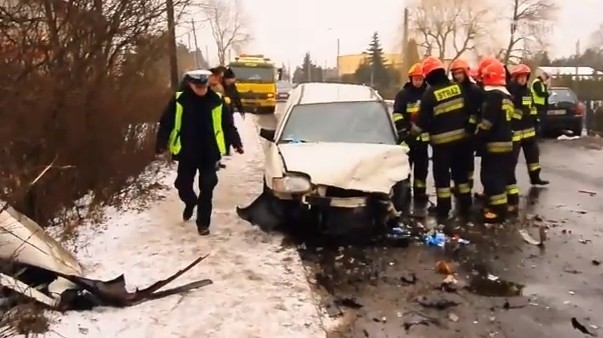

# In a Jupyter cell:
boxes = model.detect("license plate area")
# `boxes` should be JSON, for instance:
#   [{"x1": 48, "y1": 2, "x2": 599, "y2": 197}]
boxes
[{"x1": 547, "y1": 109, "x2": 566, "y2": 115}]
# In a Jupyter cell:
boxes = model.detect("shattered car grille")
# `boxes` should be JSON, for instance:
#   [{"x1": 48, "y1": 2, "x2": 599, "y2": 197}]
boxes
[{"x1": 325, "y1": 186, "x2": 370, "y2": 198}]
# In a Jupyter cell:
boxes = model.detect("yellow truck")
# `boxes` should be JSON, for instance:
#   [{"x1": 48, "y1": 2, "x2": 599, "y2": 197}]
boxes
[{"x1": 228, "y1": 54, "x2": 282, "y2": 114}]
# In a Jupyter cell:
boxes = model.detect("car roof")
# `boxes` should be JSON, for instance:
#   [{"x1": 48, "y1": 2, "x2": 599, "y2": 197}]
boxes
[
  {"x1": 296, "y1": 83, "x2": 382, "y2": 105},
  {"x1": 550, "y1": 86, "x2": 572, "y2": 90}
]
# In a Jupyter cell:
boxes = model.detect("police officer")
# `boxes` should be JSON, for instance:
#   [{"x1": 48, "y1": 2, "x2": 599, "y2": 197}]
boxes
[
  {"x1": 393, "y1": 63, "x2": 429, "y2": 207},
  {"x1": 531, "y1": 71, "x2": 550, "y2": 134},
  {"x1": 526, "y1": 71, "x2": 550, "y2": 185},
  {"x1": 449, "y1": 58, "x2": 484, "y2": 191},
  {"x1": 475, "y1": 61, "x2": 514, "y2": 223},
  {"x1": 155, "y1": 70, "x2": 244, "y2": 235},
  {"x1": 413, "y1": 56, "x2": 472, "y2": 221}
]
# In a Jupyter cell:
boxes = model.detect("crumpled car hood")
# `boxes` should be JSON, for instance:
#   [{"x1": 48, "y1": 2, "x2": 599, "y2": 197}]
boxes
[{"x1": 277, "y1": 142, "x2": 410, "y2": 194}]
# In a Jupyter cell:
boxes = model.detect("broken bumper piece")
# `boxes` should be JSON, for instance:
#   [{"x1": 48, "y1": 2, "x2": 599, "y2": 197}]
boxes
[{"x1": 1, "y1": 206, "x2": 212, "y2": 311}]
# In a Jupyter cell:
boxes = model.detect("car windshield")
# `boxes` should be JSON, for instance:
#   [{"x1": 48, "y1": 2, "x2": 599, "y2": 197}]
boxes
[
  {"x1": 278, "y1": 101, "x2": 397, "y2": 144},
  {"x1": 229, "y1": 66, "x2": 274, "y2": 83},
  {"x1": 549, "y1": 88, "x2": 577, "y2": 104}
]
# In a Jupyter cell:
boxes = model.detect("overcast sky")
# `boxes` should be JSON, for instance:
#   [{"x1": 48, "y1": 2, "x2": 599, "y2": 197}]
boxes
[{"x1": 177, "y1": 0, "x2": 601, "y2": 68}]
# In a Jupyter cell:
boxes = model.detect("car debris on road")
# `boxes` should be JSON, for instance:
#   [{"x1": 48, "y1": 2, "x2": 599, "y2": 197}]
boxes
[{"x1": 0, "y1": 206, "x2": 212, "y2": 311}]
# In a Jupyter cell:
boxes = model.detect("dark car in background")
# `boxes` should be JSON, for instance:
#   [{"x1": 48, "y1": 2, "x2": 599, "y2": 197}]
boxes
[
  {"x1": 276, "y1": 81, "x2": 293, "y2": 101},
  {"x1": 542, "y1": 87, "x2": 584, "y2": 136}
]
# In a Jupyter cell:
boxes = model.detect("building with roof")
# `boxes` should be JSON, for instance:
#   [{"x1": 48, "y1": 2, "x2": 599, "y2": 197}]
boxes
[{"x1": 537, "y1": 66, "x2": 603, "y2": 80}]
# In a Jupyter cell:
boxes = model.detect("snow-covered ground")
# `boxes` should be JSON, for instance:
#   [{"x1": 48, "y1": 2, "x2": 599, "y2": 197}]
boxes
[{"x1": 38, "y1": 113, "x2": 326, "y2": 338}]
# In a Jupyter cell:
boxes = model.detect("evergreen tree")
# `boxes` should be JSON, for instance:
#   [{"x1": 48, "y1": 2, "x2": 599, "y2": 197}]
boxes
[
  {"x1": 354, "y1": 32, "x2": 391, "y2": 88},
  {"x1": 292, "y1": 52, "x2": 324, "y2": 83}
]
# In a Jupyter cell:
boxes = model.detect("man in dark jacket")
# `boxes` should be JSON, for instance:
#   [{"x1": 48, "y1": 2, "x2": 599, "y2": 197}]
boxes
[
  {"x1": 222, "y1": 67, "x2": 244, "y2": 156},
  {"x1": 155, "y1": 70, "x2": 243, "y2": 235},
  {"x1": 223, "y1": 68, "x2": 244, "y2": 116},
  {"x1": 393, "y1": 62, "x2": 429, "y2": 207}
]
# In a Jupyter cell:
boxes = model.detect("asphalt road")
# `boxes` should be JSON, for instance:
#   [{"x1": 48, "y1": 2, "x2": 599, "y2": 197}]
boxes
[
  {"x1": 296, "y1": 136, "x2": 603, "y2": 338},
  {"x1": 251, "y1": 104, "x2": 603, "y2": 337}
]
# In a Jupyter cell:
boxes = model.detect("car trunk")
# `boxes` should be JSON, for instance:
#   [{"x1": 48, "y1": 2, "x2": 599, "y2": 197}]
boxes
[{"x1": 547, "y1": 101, "x2": 576, "y2": 116}]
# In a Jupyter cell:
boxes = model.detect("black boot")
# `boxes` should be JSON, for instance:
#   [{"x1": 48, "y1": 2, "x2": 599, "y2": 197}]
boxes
[
  {"x1": 196, "y1": 223, "x2": 210, "y2": 236},
  {"x1": 529, "y1": 169, "x2": 549, "y2": 186},
  {"x1": 182, "y1": 203, "x2": 195, "y2": 221}
]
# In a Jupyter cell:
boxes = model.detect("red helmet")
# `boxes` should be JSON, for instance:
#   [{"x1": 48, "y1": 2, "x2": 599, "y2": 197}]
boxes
[
  {"x1": 422, "y1": 56, "x2": 445, "y2": 77},
  {"x1": 481, "y1": 61, "x2": 506, "y2": 86},
  {"x1": 408, "y1": 63, "x2": 423, "y2": 77},
  {"x1": 477, "y1": 56, "x2": 498, "y2": 78},
  {"x1": 511, "y1": 64, "x2": 531, "y2": 77},
  {"x1": 449, "y1": 58, "x2": 470, "y2": 72}
]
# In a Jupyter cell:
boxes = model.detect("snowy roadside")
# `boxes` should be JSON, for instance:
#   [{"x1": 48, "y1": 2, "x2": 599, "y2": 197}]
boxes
[{"x1": 31, "y1": 114, "x2": 326, "y2": 338}]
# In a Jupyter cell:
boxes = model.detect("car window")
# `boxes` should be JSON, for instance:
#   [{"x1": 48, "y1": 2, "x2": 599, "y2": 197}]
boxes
[
  {"x1": 229, "y1": 66, "x2": 274, "y2": 83},
  {"x1": 278, "y1": 101, "x2": 397, "y2": 144},
  {"x1": 549, "y1": 89, "x2": 577, "y2": 104}
]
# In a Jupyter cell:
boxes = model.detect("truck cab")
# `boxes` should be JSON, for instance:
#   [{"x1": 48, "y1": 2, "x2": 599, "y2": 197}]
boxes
[{"x1": 228, "y1": 54, "x2": 280, "y2": 114}]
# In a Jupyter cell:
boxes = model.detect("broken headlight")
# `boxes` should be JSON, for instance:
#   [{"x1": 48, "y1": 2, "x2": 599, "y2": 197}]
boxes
[{"x1": 272, "y1": 175, "x2": 312, "y2": 193}]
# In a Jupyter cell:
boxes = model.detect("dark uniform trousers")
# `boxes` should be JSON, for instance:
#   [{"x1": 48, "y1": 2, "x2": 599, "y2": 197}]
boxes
[
  {"x1": 408, "y1": 135, "x2": 430, "y2": 202},
  {"x1": 175, "y1": 161, "x2": 219, "y2": 226},
  {"x1": 506, "y1": 131, "x2": 522, "y2": 207},
  {"x1": 482, "y1": 145, "x2": 512, "y2": 219},
  {"x1": 432, "y1": 140, "x2": 472, "y2": 218},
  {"x1": 520, "y1": 131, "x2": 541, "y2": 182}
]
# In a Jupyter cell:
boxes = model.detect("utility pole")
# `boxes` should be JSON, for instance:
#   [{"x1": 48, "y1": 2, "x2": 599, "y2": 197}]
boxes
[
  {"x1": 401, "y1": 7, "x2": 409, "y2": 76},
  {"x1": 166, "y1": 0, "x2": 178, "y2": 90},
  {"x1": 191, "y1": 19, "x2": 201, "y2": 68},
  {"x1": 205, "y1": 45, "x2": 210, "y2": 66},
  {"x1": 336, "y1": 38, "x2": 340, "y2": 79}
]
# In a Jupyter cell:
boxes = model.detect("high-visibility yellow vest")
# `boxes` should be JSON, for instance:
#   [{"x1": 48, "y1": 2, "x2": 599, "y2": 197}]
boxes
[
  {"x1": 531, "y1": 79, "x2": 546, "y2": 106},
  {"x1": 168, "y1": 91, "x2": 227, "y2": 156}
]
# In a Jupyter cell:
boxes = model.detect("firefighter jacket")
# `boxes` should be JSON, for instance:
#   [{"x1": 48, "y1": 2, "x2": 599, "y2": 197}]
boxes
[
  {"x1": 392, "y1": 82, "x2": 428, "y2": 142},
  {"x1": 475, "y1": 86, "x2": 514, "y2": 153},
  {"x1": 507, "y1": 81, "x2": 537, "y2": 140},
  {"x1": 457, "y1": 78, "x2": 485, "y2": 134},
  {"x1": 415, "y1": 78, "x2": 468, "y2": 146}
]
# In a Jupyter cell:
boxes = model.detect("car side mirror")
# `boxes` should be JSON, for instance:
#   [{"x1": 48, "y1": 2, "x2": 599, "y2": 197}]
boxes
[{"x1": 259, "y1": 128, "x2": 275, "y2": 142}]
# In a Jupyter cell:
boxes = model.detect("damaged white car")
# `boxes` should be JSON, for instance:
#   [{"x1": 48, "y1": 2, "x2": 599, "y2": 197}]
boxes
[{"x1": 237, "y1": 83, "x2": 411, "y2": 238}]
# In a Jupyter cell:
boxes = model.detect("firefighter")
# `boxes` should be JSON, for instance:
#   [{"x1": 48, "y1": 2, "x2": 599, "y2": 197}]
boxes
[
  {"x1": 449, "y1": 58, "x2": 484, "y2": 191},
  {"x1": 155, "y1": 70, "x2": 244, "y2": 235},
  {"x1": 505, "y1": 64, "x2": 532, "y2": 214},
  {"x1": 475, "y1": 61, "x2": 514, "y2": 223},
  {"x1": 413, "y1": 56, "x2": 472, "y2": 221},
  {"x1": 392, "y1": 63, "x2": 429, "y2": 206}
]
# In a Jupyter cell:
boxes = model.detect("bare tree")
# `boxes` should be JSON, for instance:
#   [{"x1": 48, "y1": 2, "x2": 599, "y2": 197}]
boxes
[
  {"x1": 200, "y1": 0, "x2": 251, "y2": 65},
  {"x1": 502, "y1": 0, "x2": 556, "y2": 63},
  {"x1": 409, "y1": 0, "x2": 490, "y2": 61},
  {"x1": 589, "y1": 23, "x2": 603, "y2": 49}
]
